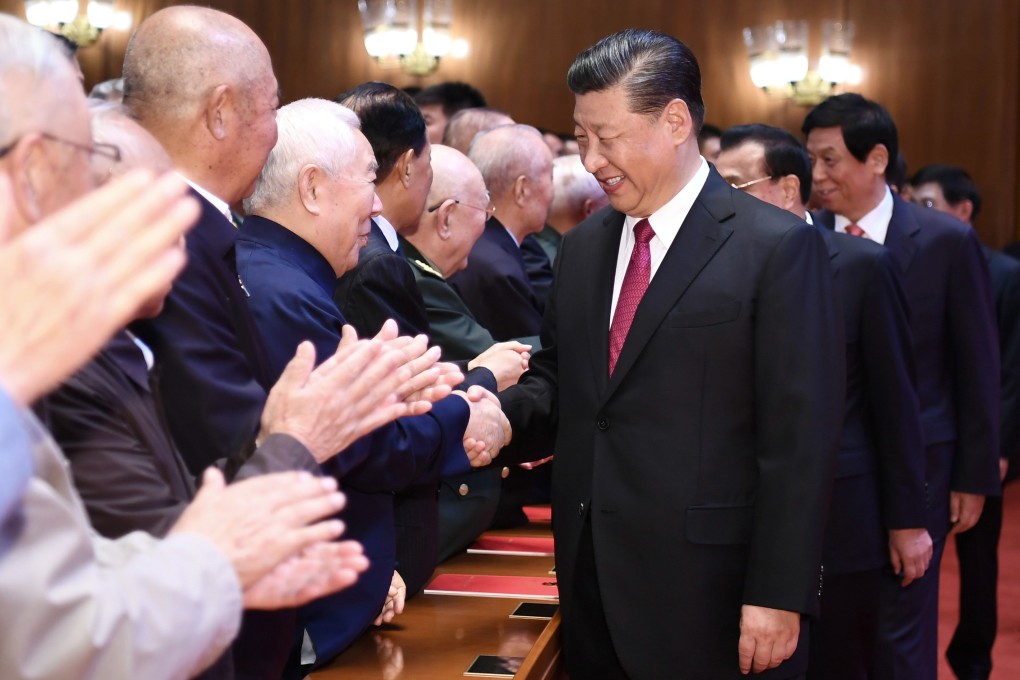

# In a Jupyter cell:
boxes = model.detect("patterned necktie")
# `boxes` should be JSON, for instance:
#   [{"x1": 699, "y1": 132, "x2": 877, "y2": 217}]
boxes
[
  {"x1": 845, "y1": 223, "x2": 868, "y2": 238},
  {"x1": 609, "y1": 219, "x2": 655, "y2": 376}
]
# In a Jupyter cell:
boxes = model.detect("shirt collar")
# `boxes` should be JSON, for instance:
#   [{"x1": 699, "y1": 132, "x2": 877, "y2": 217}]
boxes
[
  {"x1": 834, "y1": 185, "x2": 893, "y2": 244},
  {"x1": 624, "y1": 157, "x2": 710, "y2": 247},
  {"x1": 180, "y1": 175, "x2": 233, "y2": 224},
  {"x1": 375, "y1": 214, "x2": 400, "y2": 252},
  {"x1": 239, "y1": 215, "x2": 338, "y2": 296}
]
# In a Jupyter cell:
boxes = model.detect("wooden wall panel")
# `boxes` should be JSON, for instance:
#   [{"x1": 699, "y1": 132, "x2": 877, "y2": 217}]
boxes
[{"x1": 1, "y1": 0, "x2": 1017, "y2": 245}]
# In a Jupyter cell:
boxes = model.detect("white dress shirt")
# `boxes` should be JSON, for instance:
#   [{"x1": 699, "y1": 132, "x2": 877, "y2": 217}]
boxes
[
  {"x1": 180, "y1": 175, "x2": 233, "y2": 223},
  {"x1": 834, "y1": 186, "x2": 894, "y2": 244},
  {"x1": 609, "y1": 158, "x2": 710, "y2": 325},
  {"x1": 375, "y1": 214, "x2": 400, "y2": 252}
]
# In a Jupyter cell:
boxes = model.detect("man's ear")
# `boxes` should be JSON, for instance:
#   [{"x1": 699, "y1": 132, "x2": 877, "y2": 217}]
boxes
[
  {"x1": 298, "y1": 164, "x2": 322, "y2": 215},
  {"x1": 396, "y1": 148, "x2": 416, "y2": 189},
  {"x1": 663, "y1": 98, "x2": 694, "y2": 146},
  {"x1": 867, "y1": 143, "x2": 889, "y2": 178},
  {"x1": 512, "y1": 174, "x2": 529, "y2": 206},
  {"x1": 203, "y1": 84, "x2": 232, "y2": 141},
  {"x1": 778, "y1": 175, "x2": 802, "y2": 212},
  {"x1": 435, "y1": 200, "x2": 456, "y2": 239},
  {"x1": 953, "y1": 198, "x2": 975, "y2": 223},
  {"x1": 6, "y1": 137, "x2": 46, "y2": 227}
]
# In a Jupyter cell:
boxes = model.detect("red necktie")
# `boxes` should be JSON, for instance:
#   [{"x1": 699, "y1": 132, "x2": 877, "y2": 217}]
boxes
[
  {"x1": 845, "y1": 223, "x2": 868, "y2": 238},
  {"x1": 609, "y1": 219, "x2": 655, "y2": 376}
]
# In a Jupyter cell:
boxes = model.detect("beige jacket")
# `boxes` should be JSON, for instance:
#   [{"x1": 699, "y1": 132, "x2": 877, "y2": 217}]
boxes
[{"x1": 0, "y1": 410, "x2": 242, "y2": 680}]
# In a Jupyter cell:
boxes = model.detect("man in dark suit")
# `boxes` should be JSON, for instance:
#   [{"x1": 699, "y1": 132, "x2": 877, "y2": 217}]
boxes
[
  {"x1": 497, "y1": 30, "x2": 845, "y2": 679},
  {"x1": 909, "y1": 164, "x2": 1020, "y2": 680},
  {"x1": 448, "y1": 124, "x2": 554, "y2": 342},
  {"x1": 803, "y1": 95, "x2": 1001, "y2": 680},
  {"x1": 717, "y1": 124, "x2": 930, "y2": 680}
]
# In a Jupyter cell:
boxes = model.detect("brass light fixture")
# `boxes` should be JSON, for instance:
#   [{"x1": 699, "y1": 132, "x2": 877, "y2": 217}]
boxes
[
  {"x1": 24, "y1": 0, "x2": 132, "y2": 47},
  {"x1": 743, "y1": 20, "x2": 862, "y2": 106},
  {"x1": 358, "y1": 0, "x2": 469, "y2": 77}
]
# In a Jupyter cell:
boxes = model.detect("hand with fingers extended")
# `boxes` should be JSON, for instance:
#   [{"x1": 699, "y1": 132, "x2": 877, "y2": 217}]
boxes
[
  {"x1": 169, "y1": 468, "x2": 348, "y2": 591},
  {"x1": 372, "y1": 321, "x2": 464, "y2": 406},
  {"x1": 469, "y1": 341, "x2": 532, "y2": 391},
  {"x1": 259, "y1": 328, "x2": 424, "y2": 462},
  {"x1": 0, "y1": 169, "x2": 197, "y2": 406},
  {"x1": 458, "y1": 385, "x2": 512, "y2": 467},
  {"x1": 737, "y1": 605, "x2": 800, "y2": 675},
  {"x1": 244, "y1": 539, "x2": 369, "y2": 610}
]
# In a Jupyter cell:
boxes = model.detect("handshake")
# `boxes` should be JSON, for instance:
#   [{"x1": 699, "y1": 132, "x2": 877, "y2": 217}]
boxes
[{"x1": 259, "y1": 318, "x2": 514, "y2": 469}]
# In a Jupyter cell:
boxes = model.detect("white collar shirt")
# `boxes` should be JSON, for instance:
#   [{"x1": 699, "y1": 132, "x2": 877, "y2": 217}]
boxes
[{"x1": 834, "y1": 185, "x2": 894, "y2": 244}]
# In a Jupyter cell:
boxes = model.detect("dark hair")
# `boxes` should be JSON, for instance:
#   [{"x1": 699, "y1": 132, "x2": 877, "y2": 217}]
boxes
[
  {"x1": 413, "y1": 81, "x2": 486, "y2": 118},
  {"x1": 566, "y1": 28, "x2": 705, "y2": 132},
  {"x1": 337, "y1": 81, "x2": 426, "y2": 182},
  {"x1": 910, "y1": 163, "x2": 982, "y2": 220},
  {"x1": 887, "y1": 151, "x2": 909, "y2": 193},
  {"x1": 698, "y1": 123, "x2": 722, "y2": 144},
  {"x1": 721, "y1": 124, "x2": 812, "y2": 204},
  {"x1": 801, "y1": 93, "x2": 898, "y2": 178}
]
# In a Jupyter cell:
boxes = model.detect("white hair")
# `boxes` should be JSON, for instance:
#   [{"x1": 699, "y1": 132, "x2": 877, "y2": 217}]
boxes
[
  {"x1": 550, "y1": 154, "x2": 607, "y2": 215},
  {"x1": 0, "y1": 15, "x2": 74, "y2": 145},
  {"x1": 467, "y1": 124, "x2": 549, "y2": 198},
  {"x1": 245, "y1": 98, "x2": 361, "y2": 214}
]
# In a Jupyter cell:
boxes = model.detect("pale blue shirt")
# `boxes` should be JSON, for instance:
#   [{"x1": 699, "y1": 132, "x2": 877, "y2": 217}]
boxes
[{"x1": 0, "y1": 389, "x2": 32, "y2": 549}]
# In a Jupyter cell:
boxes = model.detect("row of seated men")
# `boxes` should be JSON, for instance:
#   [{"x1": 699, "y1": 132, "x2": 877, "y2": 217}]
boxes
[{"x1": 5, "y1": 7, "x2": 1016, "y2": 680}]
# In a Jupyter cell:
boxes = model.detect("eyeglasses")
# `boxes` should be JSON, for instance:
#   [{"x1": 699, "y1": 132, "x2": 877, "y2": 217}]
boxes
[
  {"x1": 427, "y1": 192, "x2": 496, "y2": 222},
  {"x1": 730, "y1": 175, "x2": 774, "y2": 191},
  {"x1": 0, "y1": 131, "x2": 121, "y2": 163}
]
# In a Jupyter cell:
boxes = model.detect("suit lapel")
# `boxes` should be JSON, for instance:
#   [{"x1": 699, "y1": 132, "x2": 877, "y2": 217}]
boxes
[
  {"x1": 604, "y1": 172, "x2": 735, "y2": 397},
  {"x1": 883, "y1": 196, "x2": 920, "y2": 274},
  {"x1": 586, "y1": 210, "x2": 626, "y2": 398}
]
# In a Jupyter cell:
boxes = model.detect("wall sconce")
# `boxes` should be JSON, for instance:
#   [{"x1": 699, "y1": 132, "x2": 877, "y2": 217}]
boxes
[
  {"x1": 358, "y1": 0, "x2": 469, "y2": 77},
  {"x1": 743, "y1": 20, "x2": 862, "y2": 106},
  {"x1": 24, "y1": 0, "x2": 132, "y2": 47}
]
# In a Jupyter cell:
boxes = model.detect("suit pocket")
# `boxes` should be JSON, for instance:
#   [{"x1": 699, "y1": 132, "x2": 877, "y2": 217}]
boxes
[
  {"x1": 686, "y1": 504, "x2": 754, "y2": 545},
  {"x1": 667, "y1": 300, "x2": 741, "y2": 328}
]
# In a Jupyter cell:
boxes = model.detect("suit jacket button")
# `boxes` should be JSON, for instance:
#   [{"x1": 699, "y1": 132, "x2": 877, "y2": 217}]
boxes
[
  {"x1": 458, "y1": 483, "x2": 470, "y2": 496},
  {"x1": 578, "y1": 501, "x2": 585, "y2": 516},
  {"x1": 596, "y1": 417, "x2": 609, "y2": 431},
  {"x1": 501, "y1": 466, "x2": 510, "y2": 479}
]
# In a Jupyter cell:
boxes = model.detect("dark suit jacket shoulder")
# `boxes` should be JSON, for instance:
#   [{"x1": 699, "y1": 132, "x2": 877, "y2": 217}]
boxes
[
  {"x1": 333, "y1": 221, "x2": 430, "y2": 337},
  {"x1": 448, "y1": 219, "x2": 543, "y2": 341},
  {"x1": 131, "y1": 192, "x2": 270, "y2": 475}
]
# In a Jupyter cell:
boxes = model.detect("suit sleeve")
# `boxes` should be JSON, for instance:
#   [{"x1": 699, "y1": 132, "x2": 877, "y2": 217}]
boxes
[
  {"x1": 861, "y1": 249, "x2": 927, "y2": 528},
  {"x1": 745, "y1": 223, "x2": 844, "y2": 615},
  {"x1": 995, "y1": 259, "x2": 1020, "y2": 481},
  {"x1": 131, "y1": 247, "x2": 265, "y2": 477},
  {"x1": 0, "y1": 447, "x2": 241, "y2": 680},
  {"x1": 42, "y1": 377, "x2": 191, "y2": 539},
  {"x1": 947, "y1": 229, "x2": 1001, "y2": 495}
]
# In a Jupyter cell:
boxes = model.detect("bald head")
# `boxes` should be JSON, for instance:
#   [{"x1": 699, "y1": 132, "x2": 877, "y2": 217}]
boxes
[
  {"x1": 122, "y1": 6, "x2": 280, "y2": 205},
  {"x1": 548, "y1": 154, "x2": 608, "y2": 235},
  {"x1": 411, "y1": 145, "x2": 489, "y2": 277},
  {"x1": 124, "y1": 6, "x2": 271, "y2": 125},
  {"x1": 442, "y1": 108, "x2": 515, "y2": 155}
]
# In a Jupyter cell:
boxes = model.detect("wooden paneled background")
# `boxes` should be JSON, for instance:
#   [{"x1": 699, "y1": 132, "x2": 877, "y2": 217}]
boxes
[{"x1": 3, "y1": 0, "x2": 1018, "y2": 246}]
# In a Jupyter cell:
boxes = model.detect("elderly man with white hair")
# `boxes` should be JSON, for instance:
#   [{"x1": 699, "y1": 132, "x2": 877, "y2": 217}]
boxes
[
  {"x1": 238, "y1": 98, "x2": 511, "y2": 672},
  {"x1": 534, "y1": 153, "x2": 610, "y2": 264}
]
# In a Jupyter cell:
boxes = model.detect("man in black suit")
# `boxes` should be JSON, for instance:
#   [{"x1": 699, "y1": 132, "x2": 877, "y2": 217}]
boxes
[
  {"x1": 909, "y1": 164, "x2": 1020, "y2": 680},
  {"x1": 803, "y1": 95, "x2": 1001, "y2": 680},
  {"x1": 448, "y1": 124, "x2": 554, "y2": 342},
  {"x1": 496, "y1": 30, "x2": 844, "y2": 679},
  {"x1": 717, "y1": 124, "x2": 930, "y2": 680}
]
